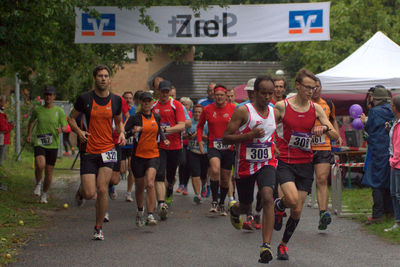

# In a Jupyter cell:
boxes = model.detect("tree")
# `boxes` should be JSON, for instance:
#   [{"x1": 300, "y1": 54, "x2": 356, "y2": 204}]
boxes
[{"x1": 277, "y1": 0, "x2": 400, "y2": 77}]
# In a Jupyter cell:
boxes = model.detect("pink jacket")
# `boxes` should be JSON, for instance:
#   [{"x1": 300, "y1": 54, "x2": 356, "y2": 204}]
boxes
[{"x1": 390, "y1": 119, "x2": 400, "y2": 169}]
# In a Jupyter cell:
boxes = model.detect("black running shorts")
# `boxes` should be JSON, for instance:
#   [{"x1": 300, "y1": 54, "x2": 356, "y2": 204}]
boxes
[
  {"x1": 34, "y1": 146, "x2": 58, "y2": 166},
  {"x1": 276, "y1": 160, "x2": 314, "y2": 193},
  {"x1": 312, "y1": 150, "x2": 334, "y2": 165},
  {"x1": 132, "y1": 156, "x2": 160, "y2": 178},
  {"x1": 112, "y1": 145, "x2": 122, "y2": 172},
  {"x1": 188, "y1": 151, "x2": 209, "y2": 178},
  {"x1": 80, "y1": 153, "x2": 114, "y2": 175},
  {"x1": 207, "y1": 147, "x2": 234, "y2": 170},
  {"x1": 236, "y1": 165, "x2": 276, "y2": 205},
  {"x1": 121, "y1": 148, "x2": 132, "y2": 161}
]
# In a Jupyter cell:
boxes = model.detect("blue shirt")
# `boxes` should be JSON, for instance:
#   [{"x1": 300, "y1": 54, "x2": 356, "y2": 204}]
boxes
[
  {"x1": 121, "y1": 105, "x2": 137, "y2": 149},
  {"x1": 197, "y1": 97, "x2": 214, "y2": 107},
  {"x1": 187, "y1": 118, "x2": 208, "y2": 154}
]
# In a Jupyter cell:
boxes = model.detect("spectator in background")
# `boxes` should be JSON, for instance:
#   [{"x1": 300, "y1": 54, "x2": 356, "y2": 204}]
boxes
[
  {"x1": 385, "y1": 94, "x2": 400, "y2": 232},
  {"x1": 361, "y1": 85, "x2": 394, "y2": 224},
  {"x1": 227, "y1": 89, "x2": 238, "y2": 106},
  {"x1": 197, "y1": 82, "x2": 216, "y2": 107},
  {"x1": 271, "y1": 76, "x2": 287, "y2": 105},
  {"x1": 0, "y1": 96, "x2": 14, "y2": 191},
  {"x1": 63, "y1": 121, "x2": 75, "y2": 156}
]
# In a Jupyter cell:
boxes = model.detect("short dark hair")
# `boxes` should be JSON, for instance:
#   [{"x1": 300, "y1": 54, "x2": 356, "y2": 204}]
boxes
[
  {"x1": 295, "y1": 68, "x2": 318, "y2": 84},
  {"x1": 274, "y1": 76, "x2": 287, "y2": 89},
  {"x1": 122, "y1": 91, "x2": 134, "y2": 98},
  {"x1": 93, "y1": 65, "x2": 111, "y2": 78},
  {"x1": 254, "y1": 76, "x2": 274, "y2": 91},
  {"x1": 193, "y1": 104, "x2": 204, "y2": 110}
]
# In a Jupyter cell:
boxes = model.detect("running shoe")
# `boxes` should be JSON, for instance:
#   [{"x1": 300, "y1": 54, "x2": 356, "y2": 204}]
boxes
[
  {"x1": 183, "y1": 187, "x2": 188, "y2": 195},
  {"x1": 242, "y1": 215, "x2": 255, "y2": 231},
  {"x1": 136, "y1": 211, "x2": 145, "y2": 227},
  {"x1": 219, "y1": 204, "x2": 227, "y2": 216},
  {"x1": 104, "y1": 212, "x2": 110, "y2": 223},
  {"x1": 318, "y1": 211, "x2": 332, "y2": 230},
  {"x1": 209, "y1": 201, "x2": 218, "y2": 213},
  {"x1": 384, "y1": 223, "x2": 400, "y2": 232},
  {"x1": 259, "y1": 242, "x2": 273, "y2": 264},
  {"x1": 228, "y1": 201, "x2": 242, "y2": 230},
  {"x1": 146, "y1": 214, "x2": 157, "y2": 226},
  {"x1": 206, "y1": 185, "x2": 211, "y2": 198},
  {"x1": 75, "y1": 188, "x2": 85, "y2": 207},
  {"x1": 201, "y1": 185, "x2": 207, "y2": 198},
  {"x1": 274, "y1": 199, "x2": 285, "y2": 231},
  {"x1": 193, "y1": 195, "x2": 201, "y2": 205},
  {"x1": 165, "y1": 195, "x2": 173, "y2": 206},
  {"x1": 176, "y1": 185, "x2": 184, "y2": 193},
  {"x1": 40, "y1": 193, "x2": 48, "y2": 204},
  {"x1": 93, "y1": 227, "x2": 104, "y2": 241},
  {"x1": 125, "y1": 192, "x2": 134, "y2": 202},
  {"x1": 274, "y1": 210, "x2": 285, "y2": 231},
  {"x1": 63, "y1": 151, "x2": 70, "y2": 156},
  {"x1": 158, "y1": 203, "x2": 168, "y2": 221},
  {"x1": 277, "y1": 244, "x2": 289, "y2": 260},
  {"x1": 34, "y1": 183, "x2": 41, "y2": 196},
  {"x1": 254, "y1": 214, "x2": 262, "y2": 230},
  {"x1": 108, "y1": 185, "x2": 118, "y2": 200}
]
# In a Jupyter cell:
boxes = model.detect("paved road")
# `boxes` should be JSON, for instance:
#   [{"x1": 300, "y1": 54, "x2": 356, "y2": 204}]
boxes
[{"x1": 14, "y1": 176, "x2": 400, "y2": 267}]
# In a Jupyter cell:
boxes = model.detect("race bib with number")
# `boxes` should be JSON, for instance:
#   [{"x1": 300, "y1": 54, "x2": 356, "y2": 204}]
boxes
[
  {"x1": 188, "y1": 139, "x2": 201, "y2": 153},
  {"x1": 126, "y1": 136, "x2": 134, "y2": 145},
  {"x1": 213, "y1": 138, "x2": 230, "y2": 150},
  {"x1": 101, "y1": 148, "x2": 118, "y2": 163},
  {"x1": 312, "y1": 135, "x2": 326, "y2": 146},
  {"x1": 289, "y1": 131, "x2": 312, "y2": 152},
  {"x1": 37, "y1": 134, "x2": 53, "y2": 146},
  {"x1": 245, "y1": 143, "x2": 272, "y2": 162}
]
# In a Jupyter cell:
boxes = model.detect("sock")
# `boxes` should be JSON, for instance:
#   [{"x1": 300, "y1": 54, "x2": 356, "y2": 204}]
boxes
[
  {"x1": 138, "y1": 207, "x2": 144, "y2": 212},
  {"x1": 42, "y1": 192, "x2": 47, "y2": 197},
  {"x1": 148, "y1": 212, "x2": 153, "y2": 215},
  {"x1": 282, "y1": 217, "x2": 300, "y2": 244},
  {"x1": 95, "y1": 225, "x2": 102, "y2": 230},
  {"x1": 320, "y1": 210, "x2": 327, "y2": 215},
  {"x1": 275, "y1": 198, "x2": 286, "y2": 212},
  {"x1": 228, "y1": 196, "x2": 234, "y2": 202},
  {"x1": 219, "y1": 186, "x2": 228, "y2": 205},
  {"x1": 210, "y1": 181, "x2": 219, "y2": 202},
  {"x1": 166, "y1": 187, "x2": 173, "y2": 197},
  {"x1": 256, "y1": 192, "x2": 262, "y2": 212}
]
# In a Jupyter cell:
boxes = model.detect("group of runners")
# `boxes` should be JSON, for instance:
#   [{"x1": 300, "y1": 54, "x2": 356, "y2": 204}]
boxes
[{"x1": 27, "y1": 65, "x2": 341, "y2": 264}]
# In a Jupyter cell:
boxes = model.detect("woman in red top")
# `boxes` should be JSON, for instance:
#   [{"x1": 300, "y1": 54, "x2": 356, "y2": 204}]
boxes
[{"x1": 125, "y1": 92, "x2": 169, "y2": 226}]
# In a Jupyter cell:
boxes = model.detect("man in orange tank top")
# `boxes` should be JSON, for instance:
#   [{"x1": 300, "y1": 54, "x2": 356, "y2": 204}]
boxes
[
  {"x1": 68, "y1": 65, "x2": 125, "y2": 241},
  {"x1": 311, "y1": 79, "x2": 342, "y2": 231},
  {"x1": 273, "y1": 69, "x2": 340, "y2": 261}
]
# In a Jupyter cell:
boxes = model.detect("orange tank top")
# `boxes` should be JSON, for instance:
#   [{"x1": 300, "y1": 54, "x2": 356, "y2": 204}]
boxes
[
  {"x1": 86, "y1": 98, "x2": 114, "y2": 154},
  {"x1": 135, "y1": 113, "x2": 159, "y2": 158}
]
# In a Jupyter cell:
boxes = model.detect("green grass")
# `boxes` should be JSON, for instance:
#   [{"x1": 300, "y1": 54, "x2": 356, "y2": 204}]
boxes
[
  {"x1": 340, "y1": 187, "x2": 400, "y2": 243},
  {"x1": 0, "y1": 152, "x2": 77, "y2": 265}
]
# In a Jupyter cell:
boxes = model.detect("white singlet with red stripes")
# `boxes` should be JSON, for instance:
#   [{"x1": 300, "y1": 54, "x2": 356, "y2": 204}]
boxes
[{"x1": 234, "y1": 103, "x2": 277, "y2": 178}]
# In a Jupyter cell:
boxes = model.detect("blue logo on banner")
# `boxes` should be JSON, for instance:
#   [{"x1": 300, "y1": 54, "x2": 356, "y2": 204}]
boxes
[
  {"x1": 289, "y1": 10, "x2": 323, "y2": 34},
  {"x1": 81, "y1": 13, "x2": 116, "y2": 36}
]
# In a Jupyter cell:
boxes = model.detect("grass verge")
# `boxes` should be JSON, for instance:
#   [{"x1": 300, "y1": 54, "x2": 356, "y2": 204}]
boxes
[
  {"x1": 0, "y1": 151, "x2": 77, "y2": 265},
  {"x1": 341, "y1": 186, "x2": 400, "y2": 243}
]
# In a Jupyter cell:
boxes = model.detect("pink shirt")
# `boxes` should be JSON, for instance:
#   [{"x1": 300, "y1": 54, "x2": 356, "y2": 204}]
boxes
[{"x1": 390, "y1": 118, "x2": 400, "y2": 169}]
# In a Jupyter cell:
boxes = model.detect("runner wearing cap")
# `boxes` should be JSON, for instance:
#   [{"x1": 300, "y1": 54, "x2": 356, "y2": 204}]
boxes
[
  {"x1": 125, "y1": 91, "x2": 169, "y2": 226},
  {"x1": 223, "y1": 76, "x2": 277, "y2": 264},
  {"x1": 197, "y1": 85, "x2": 236, "y2": 216},
  {"x1": 273, "y1": 68, "x2": 339, "y2": 260},
  {"x1": 68, "y1": 65, "x2": 125, "y2": 240},
  {"x1": 27, "y1": 86, "x2": 68, "y2": 204},
  {"x1": 152, "y1": 80, "x2": 185, "y2": 220}
]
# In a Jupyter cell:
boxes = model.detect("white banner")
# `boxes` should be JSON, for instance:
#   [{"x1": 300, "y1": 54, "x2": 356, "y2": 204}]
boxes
[{"x1": 75, "y1": 3, "x2": 330, "y2": 44}]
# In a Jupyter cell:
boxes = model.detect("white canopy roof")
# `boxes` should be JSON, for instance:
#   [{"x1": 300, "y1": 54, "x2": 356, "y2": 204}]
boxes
[{"x1": 317, "y1": 31, "x2": 400, "y2": 93}]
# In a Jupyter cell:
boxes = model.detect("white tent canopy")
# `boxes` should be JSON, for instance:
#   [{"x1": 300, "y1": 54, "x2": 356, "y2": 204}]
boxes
[{"x1": 317, "y1": 31, "x2": 400, "y2": 93}]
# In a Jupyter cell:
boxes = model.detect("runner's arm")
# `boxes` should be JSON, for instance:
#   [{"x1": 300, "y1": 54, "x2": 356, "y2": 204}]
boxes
[
  {"x1": 222, "y1": 106, "x2": 253, "y2": 144},
  {"x1": 114, "y1": 113, "x2": 126, "y2": 145},
  {"x1": 274, "y1": 101, "x2": 285, "y2": 124},
  {"x1": 314, "y1": 104, "x2": 340, "y2": 141}
]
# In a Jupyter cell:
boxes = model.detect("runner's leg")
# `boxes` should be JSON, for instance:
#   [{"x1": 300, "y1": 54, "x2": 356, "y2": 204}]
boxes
[{"x1": 95, "y1": 167, "x2": 113, "y2": 227}]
